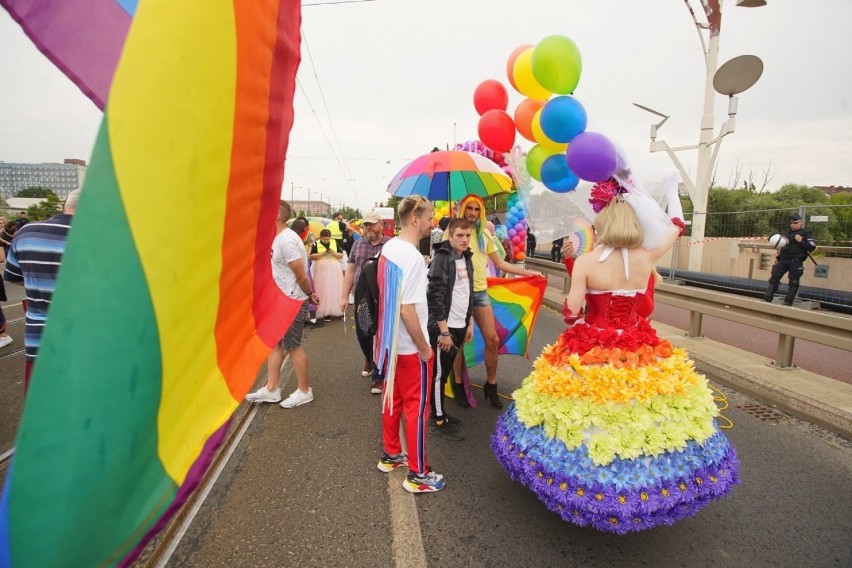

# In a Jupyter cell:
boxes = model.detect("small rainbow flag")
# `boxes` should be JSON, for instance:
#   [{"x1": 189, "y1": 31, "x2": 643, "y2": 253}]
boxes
[
  {"x1": 464, "y1": 275, "x2": 547, "y2": 367},
  {"x1": 0, "y1": 1, "x2": 302, "y2": 566}
]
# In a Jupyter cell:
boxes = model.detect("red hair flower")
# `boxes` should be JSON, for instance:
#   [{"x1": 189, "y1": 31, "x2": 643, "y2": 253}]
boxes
[{"x1": 589, "y1": 178, "x2": 626, "y2": 213}]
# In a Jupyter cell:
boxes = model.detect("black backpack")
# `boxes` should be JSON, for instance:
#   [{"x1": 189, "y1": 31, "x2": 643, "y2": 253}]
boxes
[{"x1": 354, "y1": 255, "x2": 380, "y2": 337}]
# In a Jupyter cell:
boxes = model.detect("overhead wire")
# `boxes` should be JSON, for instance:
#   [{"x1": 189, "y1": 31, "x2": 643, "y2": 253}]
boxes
[{"x1": 294, "y1": 23, "x2": 370, "y2": 210}]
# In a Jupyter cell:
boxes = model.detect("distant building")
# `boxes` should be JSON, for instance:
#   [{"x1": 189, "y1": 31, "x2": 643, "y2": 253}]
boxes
[
  {"x1": 814, "y1": 185, "x2": 852, "y2": 197},
  {"x1": 290, "y1": 199, "x2": 330, "y2": 217},
  {"x1": 5, "y1": 197, "x2": 47, "y2": 213},
  {"x1": 0, "y1": 159, "x2": 87, "y2": 200}
]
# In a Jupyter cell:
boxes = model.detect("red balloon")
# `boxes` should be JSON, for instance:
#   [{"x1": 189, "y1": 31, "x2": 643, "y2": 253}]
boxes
[
  {"x1": 473, "y1": 79, "x2": 509, "y2": 116},
  {"x1": 506, "y1": 44, "x2": 533, "y2": 92},
  {"x1": 478, "y1": 110, "x2": 516, "y2": 153}
]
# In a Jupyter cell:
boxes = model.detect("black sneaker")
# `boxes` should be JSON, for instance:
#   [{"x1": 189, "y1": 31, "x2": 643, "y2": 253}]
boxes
[
  {"x1": 431, "y1": 412, "x2": 462, "y2": 425},
  {"x1": 442, "y1": 412, "x2": 462, "y2": 425},
  {"x1": 429, "y1": 419, "x2": 465, "y2": 441}
]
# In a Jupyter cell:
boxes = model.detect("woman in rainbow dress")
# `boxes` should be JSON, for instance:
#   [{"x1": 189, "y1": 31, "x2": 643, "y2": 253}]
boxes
[{"x1": 492, "y1": 174, "x2": 739, "y2": 533}]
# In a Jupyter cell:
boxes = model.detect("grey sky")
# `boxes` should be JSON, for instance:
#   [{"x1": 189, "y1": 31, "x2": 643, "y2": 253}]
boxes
[{"x1": 1, "y1": 0, "x2": 850, "y2": 213}]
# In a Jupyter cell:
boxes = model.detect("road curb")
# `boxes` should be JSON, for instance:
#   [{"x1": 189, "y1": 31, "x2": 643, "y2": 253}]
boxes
[{"x1": 686, "y1": 351, "x2": 852, "y2": 441}]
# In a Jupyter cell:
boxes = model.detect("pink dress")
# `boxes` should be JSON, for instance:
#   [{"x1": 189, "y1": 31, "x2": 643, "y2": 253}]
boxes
[{"x1": 312, "y1": 245, "x2": 344, "y2": 319}]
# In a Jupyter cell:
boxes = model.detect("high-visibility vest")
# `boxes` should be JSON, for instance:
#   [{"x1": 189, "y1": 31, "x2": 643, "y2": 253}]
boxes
[{"x1": 328, "y1": 220, "x2": 344, "y2": 240}]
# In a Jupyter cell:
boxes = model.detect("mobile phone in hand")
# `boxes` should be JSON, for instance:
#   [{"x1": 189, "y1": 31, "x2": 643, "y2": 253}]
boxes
[{"x1": 445, "y1": 343, "x2": 459, "y2": 358}]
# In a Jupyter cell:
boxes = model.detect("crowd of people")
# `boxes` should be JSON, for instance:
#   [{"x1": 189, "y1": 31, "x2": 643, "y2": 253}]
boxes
[{"x1": 1, "y1": 186, "x2": 813, "y2": 518}]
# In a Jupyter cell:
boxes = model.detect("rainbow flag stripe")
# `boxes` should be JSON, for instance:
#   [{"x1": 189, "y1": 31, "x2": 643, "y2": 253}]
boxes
[
  {"x1": 0, "y1": 0, "x2": 136, "y2": 109},
  {"x1": 0, "y1": 1, "x2": 302, "y2": 566},
  {"x1": 464, "y1": 275, "x2": 547, "y2": 367}
]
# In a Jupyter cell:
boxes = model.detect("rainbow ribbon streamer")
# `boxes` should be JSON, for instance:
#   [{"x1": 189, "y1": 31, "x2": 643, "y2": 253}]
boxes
[
  {"x1": 464, "y1": 275, "x2": 547, "y2": 367},
  {"x1": 0, "y1": 1, "x2": 302, "y2": 566}
]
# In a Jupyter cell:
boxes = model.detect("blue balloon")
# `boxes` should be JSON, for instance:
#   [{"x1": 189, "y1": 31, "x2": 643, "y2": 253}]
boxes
[
  {"x1": 541, "y1": 153, "x2": 580, "y2": 193},
  {"x1": 540, "y1": 96, "x2": 587, "y2": 144}
]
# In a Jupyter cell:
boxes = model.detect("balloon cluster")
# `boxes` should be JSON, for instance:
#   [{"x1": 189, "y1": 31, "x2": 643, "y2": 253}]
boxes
[
  {"x1": 504, "y1": 192, "x2": 527, "y2": 262},
  {"x1": 472, "y1": 35, "x2": 627, "y2": 191},
  {"x1": 433, "y1": 200, "x2": 451, "y2": 225}
]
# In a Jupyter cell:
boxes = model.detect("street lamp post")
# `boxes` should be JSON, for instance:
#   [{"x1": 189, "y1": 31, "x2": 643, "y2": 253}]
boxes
[{"x1": 636, "y1": 0, "x2": 764, "y2": 272}]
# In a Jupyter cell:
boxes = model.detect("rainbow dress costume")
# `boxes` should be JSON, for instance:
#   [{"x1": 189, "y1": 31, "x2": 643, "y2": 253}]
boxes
[{"x1": 492, "y1": 251, "x2": 739, "y2": 533}]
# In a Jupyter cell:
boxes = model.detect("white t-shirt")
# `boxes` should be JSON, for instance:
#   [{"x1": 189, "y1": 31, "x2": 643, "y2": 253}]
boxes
[
  {"x1": 380, "y1": 237, "x2": 428, "y2": 355},
  {"x1": 272, "y1": 227, "x2": 309, "y2": 301},
  {"x1": 447, "y1": 258, "x2": 470, "y2": 328}
]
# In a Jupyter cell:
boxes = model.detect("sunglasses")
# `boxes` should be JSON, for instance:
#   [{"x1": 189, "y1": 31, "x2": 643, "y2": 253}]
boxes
[{"x1": 402, "y1": 196, "x2": 431, "y2": 218}]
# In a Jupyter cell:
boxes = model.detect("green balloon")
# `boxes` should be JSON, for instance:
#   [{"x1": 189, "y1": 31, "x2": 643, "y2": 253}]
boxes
[
  {"x1": 532, "y1": 35, "x2": 582, "y2": 95},
  {"x1": 526, "y1": 144, "x2": 558, "y2": 182}
]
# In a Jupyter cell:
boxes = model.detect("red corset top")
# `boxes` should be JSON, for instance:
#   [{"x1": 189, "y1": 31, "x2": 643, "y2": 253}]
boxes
[{"x1": 583, "y1": 291, "x2": 650, "y2": 330}]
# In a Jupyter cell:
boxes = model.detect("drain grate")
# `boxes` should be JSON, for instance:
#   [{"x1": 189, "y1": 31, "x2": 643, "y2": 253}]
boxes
[{"x1": 738, "y1": 402, "x2": 789, "y2": 422}]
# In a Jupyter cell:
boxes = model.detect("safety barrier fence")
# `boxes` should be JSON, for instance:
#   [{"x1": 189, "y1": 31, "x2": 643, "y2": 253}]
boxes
[{"x1": 525, "y1": 257, "x2": 852, "y2": 368}]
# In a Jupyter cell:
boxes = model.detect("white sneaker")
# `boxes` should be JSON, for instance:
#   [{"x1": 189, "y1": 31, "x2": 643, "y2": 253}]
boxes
[
  {"x1": 280, "y1": 387, "x2": 314, "y2": 409},
  {"x1": 245, "y1": 386, "x2": 281, "y2": 403},
  {"x1": 0, "y1": 336, "x2": 12, "y2": 349}
]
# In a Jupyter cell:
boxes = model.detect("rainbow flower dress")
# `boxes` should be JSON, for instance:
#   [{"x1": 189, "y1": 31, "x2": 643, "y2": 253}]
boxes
[{"x1": 492, "y1": 290, "x2": 739, "y2": 533}]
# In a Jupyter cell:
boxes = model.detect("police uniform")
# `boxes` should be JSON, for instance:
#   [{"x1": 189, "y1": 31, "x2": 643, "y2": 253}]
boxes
[{"x1": 764, "y1": 214, "x2": 816, "y2": 305}]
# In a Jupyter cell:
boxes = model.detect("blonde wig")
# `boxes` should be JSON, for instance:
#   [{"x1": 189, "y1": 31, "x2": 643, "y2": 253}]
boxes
[{"x1": 593, "y1": 196, "x2": 643, "y2": 248}]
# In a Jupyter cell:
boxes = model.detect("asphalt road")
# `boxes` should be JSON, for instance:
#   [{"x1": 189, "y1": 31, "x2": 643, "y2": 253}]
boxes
[{"x1": 166, "y1": 306, "x2": 852, "y2": 568}]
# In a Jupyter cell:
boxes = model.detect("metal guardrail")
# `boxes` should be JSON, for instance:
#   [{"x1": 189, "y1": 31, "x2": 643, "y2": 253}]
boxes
[{"x1": 525, "y1": 257, "x2": 852, "y2": 368}]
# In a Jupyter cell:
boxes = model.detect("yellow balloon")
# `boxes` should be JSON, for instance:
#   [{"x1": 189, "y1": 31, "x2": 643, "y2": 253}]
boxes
[
  {"x1": 531, "y1": 109, "x2": 568, "y2": 152},
  {"x1": 512, "y1": 48, "x2": 551, "y2": 101}
]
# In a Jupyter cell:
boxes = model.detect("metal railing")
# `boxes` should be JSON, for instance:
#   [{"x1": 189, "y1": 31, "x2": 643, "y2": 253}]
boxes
[{"x1": 525, "y1": 257, "x2": 852, "y2": 368}]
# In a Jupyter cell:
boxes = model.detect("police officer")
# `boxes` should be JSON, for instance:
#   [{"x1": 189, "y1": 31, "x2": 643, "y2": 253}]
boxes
[{"x1": 764, "y1": 214, "x2": 816, "y2": 306}]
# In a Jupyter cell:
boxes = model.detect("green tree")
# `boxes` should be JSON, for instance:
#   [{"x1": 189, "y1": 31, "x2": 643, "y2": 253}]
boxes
[
  {"x1": 27, "y1": 194, "x2": 62, "y2": 221},
  {"x1": 826, "y1": 192, "x2": 852, "y2": 245},
  {"x1": 16, "y1": 187, "x2": 56, "y2": 198}
]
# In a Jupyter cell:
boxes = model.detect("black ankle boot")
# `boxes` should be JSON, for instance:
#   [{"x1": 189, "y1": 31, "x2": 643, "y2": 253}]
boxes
[
  {"x1": 784, "y1": 283, "x2": 799, "y2": 306},
  {"x1": 451, "y1": 381, "x2": 470, "y2": 408},
  {"x1": 483, "y1": 382, "x2": 503, "y2": 408},
  {"x1": 764, "y1": 282, "x2": 778, "y2": 302}
]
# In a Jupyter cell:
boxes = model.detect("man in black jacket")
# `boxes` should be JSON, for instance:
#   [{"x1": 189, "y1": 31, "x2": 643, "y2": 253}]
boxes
[
  {"x1": 426, "y1": 218, "x2": 474, "y2": 441},
  {"x1": 764, "y1": 213, "x2": 817, "y2": 306}
]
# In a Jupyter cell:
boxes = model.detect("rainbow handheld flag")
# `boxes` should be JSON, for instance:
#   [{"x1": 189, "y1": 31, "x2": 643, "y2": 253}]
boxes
[
  {"x1": 463, "y1": 275, "x2": 547, "y2": 367},
  {"x1": 0, "y1": 1, "x2": 302, "y2": 566}
]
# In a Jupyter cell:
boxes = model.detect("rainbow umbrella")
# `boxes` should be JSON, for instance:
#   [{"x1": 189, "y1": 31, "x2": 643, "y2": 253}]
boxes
[
  {"x1": 304, "y1": 217, "x2": 333, "y2": 239},
  {"x1": 387, "y1": 150, "x2": 513, "y2": 202}
]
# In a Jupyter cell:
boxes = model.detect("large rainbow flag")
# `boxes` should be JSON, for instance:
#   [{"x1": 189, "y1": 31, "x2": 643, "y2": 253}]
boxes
[
  {"x1": 0, "y1": 1, "x2": 302, "y2": 566},
  {"x1": 463, "y1": 275, "x2": 547, "y2": 367}
]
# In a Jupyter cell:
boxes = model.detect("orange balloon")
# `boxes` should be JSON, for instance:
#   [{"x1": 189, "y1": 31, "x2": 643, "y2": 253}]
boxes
[
  {"x1": 506, "y1": 44, "x2": 533, "y2": 92},
  {"x1": 514, "y1": 98, "x2": 545, "y2": 142}
]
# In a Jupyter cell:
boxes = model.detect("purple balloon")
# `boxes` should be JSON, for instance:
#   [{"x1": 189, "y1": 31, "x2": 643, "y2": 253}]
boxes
[
  {"x1": 514, "y1": 222, "x2": 524, "y2": 232},
  {"x1": 508, "y1": 228, "x2": 517, "y2": 238},
  {"x1": 566, "y1": 131, "x2": 618, "y2": 182}
]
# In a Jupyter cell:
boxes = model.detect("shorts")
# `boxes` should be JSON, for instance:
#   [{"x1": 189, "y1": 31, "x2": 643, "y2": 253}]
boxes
[
  {"x1": 280, "y1": 299, "x2": 309, "y2": 351},
  {"x1": 472, "y1": 290, "x2": 491, "y2": 308}
]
